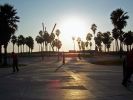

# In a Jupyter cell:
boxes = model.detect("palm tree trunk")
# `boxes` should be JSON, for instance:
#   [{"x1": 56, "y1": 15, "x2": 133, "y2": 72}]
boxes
[
  {"x1": 23, "y1": 45, "x2": 24, "y2": 53},
  {"x1": 50, "y1": 43, "x2": 54, "y2": 51},
  {"x1": 104, "y1": 45, "x2": 106, "y2": 52},
  {"x1": 21, "y1": 45, "x2": 22, "y2": 53},
  {"x1": 116, "y1": 39, "x2": 119, "y2": 52},
  {"x1": 13, "y1": 44, "x2": 14, "y2": 52},
  {"x1": 29, "y1": 47, "x2": 30, "y2": 53},
  {"x1": 126, "y1": 45, "x2": 128, "y2": 52},
  {"x1": 3, "y1": 44, "x2": 7, "y2": 65},
  {"x1": 18, "y1": 46, "x2": 19, "y2": 53}
]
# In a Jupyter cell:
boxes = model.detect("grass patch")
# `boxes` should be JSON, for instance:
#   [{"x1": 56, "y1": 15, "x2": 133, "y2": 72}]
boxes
[{"x1": 91, "y1": 59, "x2": 123, "y2": 66}]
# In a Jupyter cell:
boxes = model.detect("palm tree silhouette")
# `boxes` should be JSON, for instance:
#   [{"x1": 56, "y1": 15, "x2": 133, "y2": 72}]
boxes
[
  {"x1": 18, "y1": 35, "x2": 25, "y2": 53},
  {"x1": 77, "y1": 37, "x2": 81, "y2": 51},
  {"x1": 11, "y1": 35, "x2": 17, "y2": 52},
  {"x1": 123, "y1": 31, "x2": 133, "y2": 51},
  {"x1": 25, "y1": 36, "x2": 34, "y2": 53},
  {"x1": 94, "y1": 32, "x2": 103, "y2": 52},
  {"x1": 72, "y1": 37, "x2": 75, "y2": 51},
  {"x1": 35, "y1": 35, "x2": 43, "y2": 52},
  {"x1": 0, "y1": 4, "x2": 19, "y2": 65},
  {"x1": 56, "y1": 29, "x2": 61, "y2": 61},
  {"x1": 112, "y1": 28, "x2": 120, "y2": 52},
  {"x1": 91, "y1": 24, "x2": 97, "y2": 50},
  {"x1": 86, "y1": 33, "x2": 93, "y2": 50},
  {"x1": 102, "y1": 31, "x2": 114, "y2": 52},
  {"x1": 43, "y1": 28, "x2": 49, "y2": 52},
  {"x1": 110, "y1": 8, "x2": 129, "y2": 52}
]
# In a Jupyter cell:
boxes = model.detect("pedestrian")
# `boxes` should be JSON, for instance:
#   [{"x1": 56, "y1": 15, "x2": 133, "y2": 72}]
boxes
[
  {"x1": 11, "y1": 52, "x2": 19, "y2": 73},
  {"x1": 122, "y1": 49, "x2": 133, "y2": 87}
]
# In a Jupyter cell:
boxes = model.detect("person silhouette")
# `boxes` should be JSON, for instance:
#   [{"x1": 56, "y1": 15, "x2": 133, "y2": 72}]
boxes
[
  {"x1": 122, "y1": 49, "x2": 133, "y2": 87},
  {"x1": 11, "y1": 52, "x2": 19, "y2": 73}
]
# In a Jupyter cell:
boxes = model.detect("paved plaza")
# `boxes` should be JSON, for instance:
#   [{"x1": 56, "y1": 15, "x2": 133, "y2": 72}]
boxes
[{"x1": 0, "y1": 56, "x2": 133, "y2": 100}]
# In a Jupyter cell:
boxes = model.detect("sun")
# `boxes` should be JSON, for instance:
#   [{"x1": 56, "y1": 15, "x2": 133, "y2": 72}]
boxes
[
  {"x1": 58, "y1": 15, "x2": 89, "y2": 51},
  {"x1": 60, "y1": 16, "x2": 88, "y2": 38}
]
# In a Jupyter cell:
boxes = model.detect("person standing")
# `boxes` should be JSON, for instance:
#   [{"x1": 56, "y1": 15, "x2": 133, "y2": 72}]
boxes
[
  {"x1": 122, "y1": 49, "x2": 133, "y2": 87},
  {"x1": 11, "y1": 52, "x2": 19, "y2": 73}
]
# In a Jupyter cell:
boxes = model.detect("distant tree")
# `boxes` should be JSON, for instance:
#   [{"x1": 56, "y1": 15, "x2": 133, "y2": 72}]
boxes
[
  {"x1": 90, "y1": 42, "x2": 92, "y2": 50},
  {"x1": 11, "y1": 35, "x2": 17, "y2": 52},
  {"x1": 112, "y1": 28, "x2": 120, "y2": 51},
  {"x1": 81, "y1": 41, "x2": 85, "y2": 51},
  {"x1": 43, "y1": 28, "x2": 49, "y2": 51},
  {"x1": 94, "y1": 32, "x2": 103, "y2": 52},
  {"x1": 38, "y1": 30, "x2": 44, "y2": 51},
  {"x1": 110, "y1": 8, "x2": 129, "y2": 52},
  {"x1": 55, "y1": 29, "x2": 61, "y2": 50},
  {"x1": 49, "y1": 33, "x2": 55, "y2": 51},
  {"x1": 86, "y1": 33, "x2": 93, "y2": 50},
  {"x1": 55, "y1": 29, "x2": 61, "y2": 61},
  {"x1": 77, "y1": 37, "x2": 81, "y2": 51},
  {"x1": 0, "y1": 4, "x2": 19, "y2": 65},
  {"x1": 72, "y1": 37, "x2": 75, "y2": 51},
  {"x1": 16, "y1": 37, "x2": 21, "y2": 53},
  {"x1": 18, "y1": 35, "x2": 25, "y2": 53},
  {"x1": 102, "y1": 32, "x2": 114, "y2": 52},
  {"x1": 25, "y1": 36, "x2": 34, "y2": 53},
  {"x1": 91, "y1": 24, "x2": 97, "y2": 50},
  {"x1": 35, "y1": 35, "x2": 43, "y2": 52},
  {"x1": 123, "y1": 31, "x2": 133, "y2": 51},
  {"x1": 52, "y1": 39, "x2": 62, "y2": 51}
]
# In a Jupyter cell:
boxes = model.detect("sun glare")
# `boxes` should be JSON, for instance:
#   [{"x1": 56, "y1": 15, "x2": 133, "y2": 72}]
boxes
[
  {"x1": 60, "y1": 16, "x2": 88, "y2": 37},
  {"x1": 59, "y1": 16, "x2": 89, "y2": 51}
]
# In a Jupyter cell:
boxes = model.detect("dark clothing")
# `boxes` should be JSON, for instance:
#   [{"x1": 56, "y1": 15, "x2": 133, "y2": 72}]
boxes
[
  {"x1": 122, "y1": 51, "x2": 133, "y2": 87},
  {"x1": 12, "y1": 53, "x2": 19, "y2": 72}
]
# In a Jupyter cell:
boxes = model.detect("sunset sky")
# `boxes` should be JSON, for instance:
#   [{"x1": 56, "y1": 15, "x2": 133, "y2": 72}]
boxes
[{"x1": 0, "y1": 0, "x2": 133, "y2": 52}]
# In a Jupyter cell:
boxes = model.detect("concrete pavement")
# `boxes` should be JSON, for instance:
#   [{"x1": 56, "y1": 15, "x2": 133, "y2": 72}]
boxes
[{"x1": 0, "y1": 57, "x2": 133, "y2": 100}]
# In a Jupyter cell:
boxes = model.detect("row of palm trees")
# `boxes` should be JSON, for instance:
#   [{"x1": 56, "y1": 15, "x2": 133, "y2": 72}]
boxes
[
  {"x1": 11, "y1": 35, "x2": 34, "y2": 53},
  {"x1": 35, "y1": 24, "x2": 62, "y2": 53},
  {"x1": 1, "y1": 3, "x2": 133, "y2": 64},
  {"x1": 72, "y1": 8, "x2": 133, "y2": 53}
]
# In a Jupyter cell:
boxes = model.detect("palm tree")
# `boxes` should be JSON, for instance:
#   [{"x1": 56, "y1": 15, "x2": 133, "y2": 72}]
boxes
[
  {"x1": 110, "y1": 8, "x2": 129, "y2": 52},
  {"x1": 43, "y1": 28, "x2": 49, "y2": 51},
  {"x1": 0, "y1": 4, "x2": 19, "y2": 65},
  {"x1": 91, "y1": 24, "x2": 97, "y2": 50},
  {"x1": 77, "y1": 37, "x2": 81, "y2": 51},
  {"x1": 52, "y1": 39, "x2": 62, "y2": 52},
  {"x1": 86, "y1": 33, "x2": 93, "y2": 50},
  {"x1": 81, "y1": 41, "x2": 85, "y2": 51},
  {"x1": 25, "y1": 36, "x2": 34, "y2": 53},
  {"x1": 102, "y1": 32, "x2": 114, "y2": 52},
  {"x1": 72, "y1": 37, "x2": 75, "y2": 51},
  {"x1": 18, "y1": 35, "x2": 25, "y2": 53},
  {"x1": 112, "y1": 28, "x2": 120, "y2": 51},
  {"x1": 11, "y1": 35, "x2": 17, "y2": 52},
  {"x1": 35, "y1": 35, "x2": 43, "y2": 52},
  {"x1": 90, "y1": 42, "x2": 92, "y2": 50},
  {"x1": 94, "y1": 32, "x2": 103, "y2": 52},
  {"x1": 55, "y1": 29, "x2": 61, "y2": 61},
  {"x1": 16, "y1": 37, "x2": 21, "y2": 53},
  {"x1": 123, "y1": 31, "x2": 133, "y2": 51},
  {"x1": 39, "y1": 30, "x2": 44, "y2": 51},
  {"x1": 49, "y1": 32, "x2": 55, "y2": 51}
]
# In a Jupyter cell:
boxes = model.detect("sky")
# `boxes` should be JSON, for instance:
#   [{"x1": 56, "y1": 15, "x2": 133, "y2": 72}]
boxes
[{"x1": 0, "y1": 0, "x2": 133, "y2": 52}]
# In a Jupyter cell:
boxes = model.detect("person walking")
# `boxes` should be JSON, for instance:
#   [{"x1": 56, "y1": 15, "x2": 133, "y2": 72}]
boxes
[
  {"x1": 11, "y1": 52, "x2": 19, "y2": 73},
  {"x1": 122, "y1": 49, "x2": 133, "y2": 87}
]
